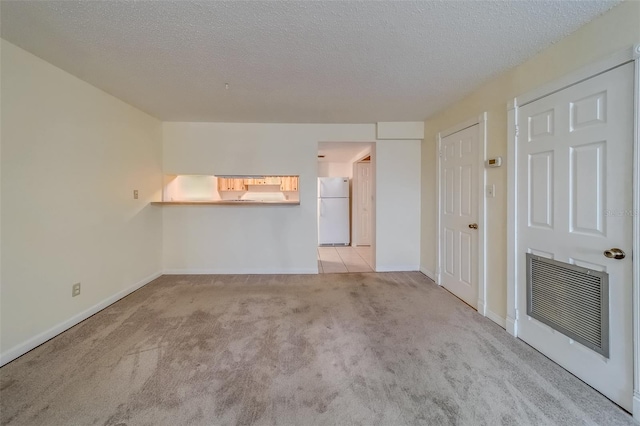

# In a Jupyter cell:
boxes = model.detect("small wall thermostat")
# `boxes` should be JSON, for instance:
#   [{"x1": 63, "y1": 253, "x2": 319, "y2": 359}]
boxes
[{"x1": 485, "y1": 157, "x2": 503, "y2": 168}]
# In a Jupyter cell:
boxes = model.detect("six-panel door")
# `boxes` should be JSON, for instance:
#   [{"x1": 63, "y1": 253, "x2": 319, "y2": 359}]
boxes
[{"x1": 516, "y1": 63, "x2": 634, "y2": 410}]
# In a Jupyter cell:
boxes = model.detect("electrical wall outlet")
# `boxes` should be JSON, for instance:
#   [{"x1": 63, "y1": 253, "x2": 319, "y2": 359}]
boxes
[
  {"x1": 72, "y1": 282, "x2": 81, "y2": 297},
  {"x1": 133, "y1": 190, "x2": 139, "y2": 199}
]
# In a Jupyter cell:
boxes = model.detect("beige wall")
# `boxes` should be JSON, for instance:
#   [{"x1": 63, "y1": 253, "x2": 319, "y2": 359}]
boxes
[
  {"x1": 376, "y1": 140, "x2": 421, "y2": 271},
  {"x1": 421, "y1": 0, "x2": 640, "y2": 320},
  {"x1": 162, "y1": 123, "x2": 421, "y2": 273},
  {"x1": 162, "y1": 122, "x2": 335, "y2": 274},
  {"x1": 1, "y1": 40, "x2": 164, "y2": 361}
]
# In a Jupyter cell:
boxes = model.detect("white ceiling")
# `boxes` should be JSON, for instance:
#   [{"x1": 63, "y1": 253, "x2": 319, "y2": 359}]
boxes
[
  {"x1": 318, "y1": 142, "x2": 372, "y2": 163},
  {"x1": 1, "y1": 1, "x2": 620, "y2": 123}
]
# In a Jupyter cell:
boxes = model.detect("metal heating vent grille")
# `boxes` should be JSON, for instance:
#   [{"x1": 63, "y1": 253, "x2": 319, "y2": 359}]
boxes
[{"x1": 526, "y1": 254, "x2": 609, "y2": 358}]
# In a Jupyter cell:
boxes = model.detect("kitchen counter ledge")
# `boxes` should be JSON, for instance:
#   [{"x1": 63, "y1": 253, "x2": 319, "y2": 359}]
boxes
[{"x1": 150, "y1": 200, "x2": 300, "y2": 206}]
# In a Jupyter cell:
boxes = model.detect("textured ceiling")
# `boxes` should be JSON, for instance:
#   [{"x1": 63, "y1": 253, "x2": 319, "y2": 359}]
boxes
[{"x1": 1, "y1": 1, "x2": 621, "y2": 123}]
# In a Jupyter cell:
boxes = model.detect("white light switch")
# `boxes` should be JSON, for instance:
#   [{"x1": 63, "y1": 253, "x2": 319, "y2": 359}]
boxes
[{"x1": 486, "y1": 184, "x2": 495, "y2": 198}]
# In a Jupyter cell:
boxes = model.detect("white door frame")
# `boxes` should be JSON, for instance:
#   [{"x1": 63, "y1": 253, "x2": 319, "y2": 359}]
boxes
[
  {"x1": 506, "y1": 43, "x2": 640, "y2": 418},
  {"x1": 437, "y1": 112, "x2": 488, "y2": 315}
]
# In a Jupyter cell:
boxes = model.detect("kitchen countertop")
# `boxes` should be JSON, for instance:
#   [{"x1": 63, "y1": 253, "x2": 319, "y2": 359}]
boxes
[{"x1": 150, "y1": 200, "x2": 300, "y2": 206}]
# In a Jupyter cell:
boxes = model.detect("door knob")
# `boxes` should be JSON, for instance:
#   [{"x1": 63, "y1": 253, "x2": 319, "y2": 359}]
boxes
[
  {"x1": 468, "y1": 223, "x2": 478, "y2": 229},
  {"x1": 603, "y1": 248, "x2": 625, "y2": 259}
]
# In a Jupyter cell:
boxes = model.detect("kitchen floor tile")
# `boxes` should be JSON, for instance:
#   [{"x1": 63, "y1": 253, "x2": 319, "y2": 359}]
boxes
[
  {"x1": 321, "y1": 260, "x2": 348, "y2": 273},
  {"x1": 318, "y1": 246, "x2": 373, "y2": 274}
]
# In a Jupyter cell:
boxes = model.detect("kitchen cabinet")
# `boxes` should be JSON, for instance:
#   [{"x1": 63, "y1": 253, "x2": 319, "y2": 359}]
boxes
[
  {"x1": 217, "y1": 175, "x2": 297, "y2": 192},
  {"x1": 244, "y1": 177, "x2": 282, "y2": 186},
  {"x1": 217, "y1": 178, "x2": 246, "y2": 191},
  {"x1": 280, "y1": 176, "x2": 299, "y2": 191}
]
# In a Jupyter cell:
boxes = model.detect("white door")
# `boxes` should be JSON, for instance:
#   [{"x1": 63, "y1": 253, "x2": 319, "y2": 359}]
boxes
[
  {"x1": 517, "y1": 63, "x2": 634, "y2": 410},
  {"x1": 354, "y1": 161, "x2": 372, "y2": 246},
  {"x1": 440, "y1": 125, "x2": 479, "y2": 308}
]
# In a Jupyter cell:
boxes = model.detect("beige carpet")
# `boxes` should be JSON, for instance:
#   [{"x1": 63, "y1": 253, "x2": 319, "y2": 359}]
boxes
[{"x1": 0, "y1": 272, "x2": 633, "y2": 425}]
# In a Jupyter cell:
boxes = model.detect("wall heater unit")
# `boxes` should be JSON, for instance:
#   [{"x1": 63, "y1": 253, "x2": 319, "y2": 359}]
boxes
[{"x1": 526, "y1": 254, "x2": 609, "y2": 358}]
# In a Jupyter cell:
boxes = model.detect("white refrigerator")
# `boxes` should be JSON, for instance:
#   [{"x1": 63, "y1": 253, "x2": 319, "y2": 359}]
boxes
[{"x1": 318, "y1": 177, "x2": 350, "y2": 245}]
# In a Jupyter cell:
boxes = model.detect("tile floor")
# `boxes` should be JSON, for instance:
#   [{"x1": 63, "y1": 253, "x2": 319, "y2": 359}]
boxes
[{"x1": 317, "y1": 246, "x2": 374, "y2": 273}]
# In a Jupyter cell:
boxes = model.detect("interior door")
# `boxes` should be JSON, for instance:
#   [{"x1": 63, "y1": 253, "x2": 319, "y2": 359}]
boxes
[
  {"x1": 355, "y1": 161, "x2": 372, "y2": 246},
  {"x1": 516, "y1": 63, "x2": 634, "y2": 410},
  {"x1": 440, "y1": 125, "x2": 479, "y2": 308}
]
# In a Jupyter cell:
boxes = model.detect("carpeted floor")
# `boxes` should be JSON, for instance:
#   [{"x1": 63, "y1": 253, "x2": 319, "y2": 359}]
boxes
[{"x1": 0, "y1": 272, "x2": 634, "y2": 425}]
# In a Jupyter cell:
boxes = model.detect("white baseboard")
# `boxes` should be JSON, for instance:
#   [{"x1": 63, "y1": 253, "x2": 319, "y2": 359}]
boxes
[
  {"x1": 477, "y1": 300, "x2": 486, "y2": 316},
  {"x1": 163, "y1": 268, "x2": 318, "y2": 275},
  {"x1": 506, "y1": 316, "x2": 518, "y2": 337},
  {"x1": 633, "y1": 392, "x2": 640, "y2": 422},
  {"x1": 419, "y1": 267, "x2": 436, "y2": 282},
  {"x1": 0, "y1": 271, "x2": 162, "y2": 367},
  {"x1": 486, "y1": 309, "x2": 506, "y2": 329}
]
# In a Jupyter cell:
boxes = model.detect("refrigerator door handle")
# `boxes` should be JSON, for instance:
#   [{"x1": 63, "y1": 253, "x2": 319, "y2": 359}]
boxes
[{"x1": 319, "y1": 199, "x2": 324, "y2": 217}]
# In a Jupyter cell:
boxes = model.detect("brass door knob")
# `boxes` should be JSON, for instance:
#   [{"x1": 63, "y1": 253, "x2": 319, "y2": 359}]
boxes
[
  {"x1": 468, "y1": 223, "x2": 478, "y2": 229},
  {"x1": 604, "y1": 248, "x2": 625, "y2": 259}
]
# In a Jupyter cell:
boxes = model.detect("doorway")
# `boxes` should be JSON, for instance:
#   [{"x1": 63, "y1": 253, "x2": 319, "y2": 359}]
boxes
[{"x1": 317, "y1": 142, "x2": 375, "y2": 273}]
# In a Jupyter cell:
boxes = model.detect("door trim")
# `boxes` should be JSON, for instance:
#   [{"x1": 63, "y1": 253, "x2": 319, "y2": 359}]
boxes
[
  {"x1": 632, "y1": 43, "x2": 640, "y2": 419},
  {"x1": 437, "y1": 112, "x2": 488, "y2": 317},
  {"x1": 506, "y1": 43, "x2": 640, "y2": 419}
]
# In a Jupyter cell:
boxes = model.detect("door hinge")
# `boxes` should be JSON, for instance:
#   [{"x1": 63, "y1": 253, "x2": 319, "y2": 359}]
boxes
[
  {"x1": 514, "y1": 125, "x2": 520, "y2": 137},
  {"x1": 514, "y1": 308, "x2": 519, "y2": 320}
]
